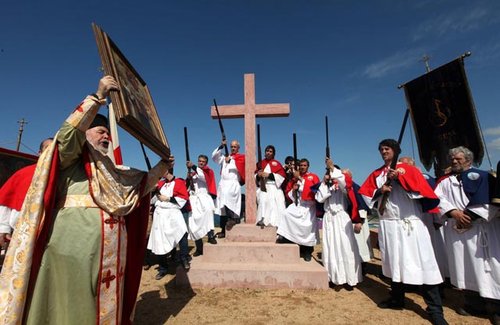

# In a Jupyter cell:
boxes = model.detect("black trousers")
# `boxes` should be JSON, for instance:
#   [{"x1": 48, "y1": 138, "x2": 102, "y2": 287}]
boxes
[{"x1": 391, "y1": 281, "x2": 444, "y2": 317}]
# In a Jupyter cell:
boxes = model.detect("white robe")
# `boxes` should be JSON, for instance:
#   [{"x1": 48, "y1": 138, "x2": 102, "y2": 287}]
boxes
[
  {"x1": 315, "y1": 168, "x2": 362, "y2": 285},
  {"x1": 212, "y1": 147, "x2": 241, "y2": 217},
  {"x1": 188, "y1": 167, "x2": 215, "y2": 241},
  {"x1": 147, "y1": 181, "x2": 188, "y2": 255},
  {"x1": 354, "y1": 210, "x2": 373, "y2": 263},
  {"x1": 362, "y1": 172, "x2": 443, "y2": 285},
  {"x1": 277, "y1": 178, "x2": 318, "y2": 246},
  {"x1": 434, "y1": 173, "x2": 500, "y2": 299},
  {"x1": 256, "y1": 163, "x2": 286, "y2": 227},
  {"x1": 421, "y1": 212, "x2": 449, "y2": 279}
]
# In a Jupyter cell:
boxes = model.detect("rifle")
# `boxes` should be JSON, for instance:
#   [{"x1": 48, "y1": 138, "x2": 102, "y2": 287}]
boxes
[
  {"x1": 256, "y1": 124, "x2": 267, "y2": 192},
  {"x1": 213, "y1": 99, "x2": 229, "y2": 157},
  {"x1": 184, "y1": 127, "x2": 194, "y2": 191},
  {"x1": 325, "y1": 116, "x2": 332, "y2": 186},
  {"x1": 292, "y1": 133, "x2": 299, "y2": 205},
  {"x1": 378, "y1": 108, "x2": 410, "y2": 215}
]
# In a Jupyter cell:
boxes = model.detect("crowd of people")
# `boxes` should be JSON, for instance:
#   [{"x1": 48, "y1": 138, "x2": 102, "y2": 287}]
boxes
[{"x1": 0, "y1": 75, "x2": 499, "y2": 325}]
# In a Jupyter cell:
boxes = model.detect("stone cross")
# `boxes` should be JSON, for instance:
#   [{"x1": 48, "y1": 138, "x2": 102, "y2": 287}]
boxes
[{"x1": 211, "y1": 73, "x2": 290, "y2": 224}]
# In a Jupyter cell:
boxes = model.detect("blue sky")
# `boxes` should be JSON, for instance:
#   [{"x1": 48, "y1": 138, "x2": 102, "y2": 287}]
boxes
[{"x1": 1, "y1": 0, "x2": 499, "y2": 184}]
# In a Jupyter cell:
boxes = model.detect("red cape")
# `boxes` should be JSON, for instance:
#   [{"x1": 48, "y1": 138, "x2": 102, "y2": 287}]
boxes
[
  {"x1": 286, "y1": 172, "x2": 320, "y2": 201},
  {"x1": 157, "y1": 177, "x2": 190, "y2": 201},
  {"x1": 343, "y1": 171, "x2": 361, "y2": 223},
  {"x1": 201, "y1": 166, "x2": 217, "y2": 197},
  {"x1": 231, "y1": 153, "x2": 246, "y2": 185},
  {"x1": 256, "y1": 159, "x2": 286, "y2": 179},
  {"x1": 358, "y1": 163, "x2": 440, "y2": 213},
  {"x1": 0, "y1": 164, "x2": 37, "y2": 211}
]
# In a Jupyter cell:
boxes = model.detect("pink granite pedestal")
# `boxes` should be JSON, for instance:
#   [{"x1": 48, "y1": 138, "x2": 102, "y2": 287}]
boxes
[{"x1": 176, "y1": 224, "x2": 329, "y2": 289}]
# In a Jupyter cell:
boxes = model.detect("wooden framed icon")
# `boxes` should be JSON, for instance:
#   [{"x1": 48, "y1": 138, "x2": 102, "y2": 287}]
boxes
[{"x1": 92, "y1": 23, "x2": 170, "y2": 160}]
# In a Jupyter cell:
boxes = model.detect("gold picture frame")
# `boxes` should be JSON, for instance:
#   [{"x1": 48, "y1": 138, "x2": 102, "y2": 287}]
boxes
[{"x1": 92, "y1": 23, "x2": 170, "y2": 160}]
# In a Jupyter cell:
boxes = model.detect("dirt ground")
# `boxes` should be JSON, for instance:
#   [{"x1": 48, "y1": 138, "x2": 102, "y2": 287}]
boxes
[{"x1": 133, "y1": 232, "x2": 493, "y2": 325}]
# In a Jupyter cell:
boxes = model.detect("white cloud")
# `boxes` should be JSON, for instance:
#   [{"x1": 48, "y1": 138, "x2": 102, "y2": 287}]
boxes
[
  {"x1": 488, "y1": 137, "x2": 500, "y2": 150},
  {"x1": 412, "y1": 5, "x2": 499, "y2": 41},
  {"x1": 484, "y1": 127, "x2": 500, "y2": 136},
  {"x1": 362, "y1": 48, "x2": 425, "y2": 79}
]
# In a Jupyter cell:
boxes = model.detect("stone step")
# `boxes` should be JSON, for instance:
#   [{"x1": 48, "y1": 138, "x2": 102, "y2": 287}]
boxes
[
  {"x1": 176, "y1": 259, "x2": 329, "y2": 289},
  {"x1": 202, "y1": 242, "x2": 300, "y2": 264},
  {"x1": 225, "y1": 223, "x2": 277, "y2": 242}
]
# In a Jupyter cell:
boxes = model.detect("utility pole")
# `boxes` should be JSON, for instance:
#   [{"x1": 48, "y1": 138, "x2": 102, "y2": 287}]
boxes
[
  {"x1": 421, "y1": 54, "x2": 432, "y2": 73},
  {"x1": 16, "y1": 118, "x2": 28, "y2": 151}
]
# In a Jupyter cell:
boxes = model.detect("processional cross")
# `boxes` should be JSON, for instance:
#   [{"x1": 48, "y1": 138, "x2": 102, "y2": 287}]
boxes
[{"x1": 211, "y1": 74, "x2": 290, "y2": 223}]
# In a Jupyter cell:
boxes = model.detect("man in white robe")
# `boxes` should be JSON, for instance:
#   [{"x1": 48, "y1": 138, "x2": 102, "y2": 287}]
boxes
[
  {"x1": 148, "y1": 169, "x2": 190, "y2": 279},
  {"x1": 256, "y1": 145, "x2": 286, "y2": 227},
  {"x1": 434, "y1": 146, "x2": 500, "y2": 321},
  {"x1": 316, "y1": 159, "x2": 362, "y2": 288},
  {"x1": 359, "y1": 139, "x2": 447, "y2": 325},
  {"x1": 212, "y1": 139, "x2": 245, "y2": 238},
  {"x1": 186, "y1": 154, "x2": 217, "y2": 256},
  {"x1": 277, "y1": 158, "x2": 320, "y2": 262}
]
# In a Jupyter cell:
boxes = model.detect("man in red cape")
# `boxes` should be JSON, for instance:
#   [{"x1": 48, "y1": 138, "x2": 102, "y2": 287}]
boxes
[
  {"x1": 212, "y1": 139, "x2": 245, "y2": 238},
  {"x1": 358, "y1": 138, "x2": 447, "y2": 325},
  {"x1": 0, "y1": 139, "x2": 52, "y2": 249},
  {"x1": 186, "y1": 154, "x2": 218, "y2": 256},
  {"x1": 255, "y1": 145, "x2": 286, "y2": 227}
]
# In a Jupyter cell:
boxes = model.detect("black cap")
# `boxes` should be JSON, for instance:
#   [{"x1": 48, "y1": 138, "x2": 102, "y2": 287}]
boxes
[{"x1": 89, "y1": 114, "x2": 109, "y2": 130}]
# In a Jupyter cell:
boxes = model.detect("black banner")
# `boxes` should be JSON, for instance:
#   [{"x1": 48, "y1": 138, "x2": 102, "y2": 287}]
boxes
[{"x1": 403, "y1": 57, "x2": 484, "y2": 177}]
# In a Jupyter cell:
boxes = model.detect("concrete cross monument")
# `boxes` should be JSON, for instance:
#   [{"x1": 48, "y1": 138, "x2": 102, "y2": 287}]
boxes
[{"x1": 211, "y1": 73, "x2": 290, "y2": 224}]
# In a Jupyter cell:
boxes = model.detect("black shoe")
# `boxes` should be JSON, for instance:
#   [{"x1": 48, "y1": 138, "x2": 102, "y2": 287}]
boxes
[
  {"x1": 377, "y1": 298, "x2": 404, "y2": 310},
  {"x1": 256, "y1": 220, "x2": 265, "y2": 228},
  {"x1": 155, "y1": 270, "x2": 168, "y2": 280},
  {"x1": 343, "y1": 284, "x2": 354, "y2": 291},
  {"x1": 429, "y1": 314, "x2": 448, "y2": 325},
  {"x1": 181, "y1": 259, "x2": 191, "y2": 270},
  {"x1": 216, "y1": 232, "x2": 225, "y2": 239},
  {"x1": 456, "y1": 306, "x2": 487, "y2": 317},
  {"x1": 193, "y1": 250, "x2": 203, "y2": 257},
  {"x1": 208, "y1": 237, "x2": 217, "y2": 244},
  {"x1": 492, "y1": 313, "x2": 500, "y2": 325},
  {"x1": 226, "y1": 219, "x2": 236, "y2": 231},
  {"x1": 304, "y1": 254, "x2": 312, "y2": 262}
]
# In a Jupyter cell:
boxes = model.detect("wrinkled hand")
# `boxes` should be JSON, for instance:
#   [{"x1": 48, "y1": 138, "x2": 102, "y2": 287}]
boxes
[
  {"x1": 325, "y1": 157, "x2": 334, "y2": 171},
  {"x1": 0, "y1": 233, "x2": 10, "y2": 247},
  {"x1": 381, "y1": 184, "x2": 392, "y2": 194},
  {"x1": 162, "y1": 155, "x2": 175, "y2": 169},
  {"x1": 257, "y1": 171, "x2": 268, "y2": 178},
  {"x1": 95, "y1": 75, "x2": 119, "y2": 99},
  {"x1": 186, "y1": 161, "x2": 194, "y2": 168},
  {"x1": 293, "y1": 170, "x2": 301, "y2": 180},
  {"x1": 353, "y1": 223, "x2": 362, "y2": 234},
  {"x1": 449, "y1": 209, "x2": 471, "y2": 228},
  {"x1": 387, "y1": 168, "x2": 399, "y2": 180},
  {"x1": 158, "y1": 194, "x2": 170, "y2": 202}
]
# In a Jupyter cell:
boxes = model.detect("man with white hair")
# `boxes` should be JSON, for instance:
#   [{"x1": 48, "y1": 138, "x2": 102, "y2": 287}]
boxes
[
  {"x1": 0, "y1": 76, "x2": 173, "y2": 325},
  {"x1": 212, "y1": 139, "x2": 245, "y2": 238},
  {"x1": 434, "y1": 146, "x2": 500, "y2": 322}
]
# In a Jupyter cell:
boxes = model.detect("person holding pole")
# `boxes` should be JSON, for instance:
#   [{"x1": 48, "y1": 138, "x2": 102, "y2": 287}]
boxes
[
  {"x1": 212, "y1": 139, "x2": 245, "y2": 238},
  {"x1": 255, "y1": 144, "x2": 286, "y2": 227},
  {"x1": 358, "y1": 139, "x2": 447, "y2": 325}
]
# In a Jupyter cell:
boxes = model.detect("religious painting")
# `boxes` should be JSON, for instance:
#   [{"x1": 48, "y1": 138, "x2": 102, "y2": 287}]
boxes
[
  {"x1": 92, "y1": 23, "x2": 170, "y2": 160},
  {"x1": 0, "y1": 147, "x2": 37, "y2": 187},
  {"x1": 402, "y1": 56, "x2": 483, "y2": 177}
]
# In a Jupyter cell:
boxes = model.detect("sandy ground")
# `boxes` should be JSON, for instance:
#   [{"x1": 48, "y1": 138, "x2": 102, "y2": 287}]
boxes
[{"x1": 133, "y1": 231, "x2": 493, "y2": 325}]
